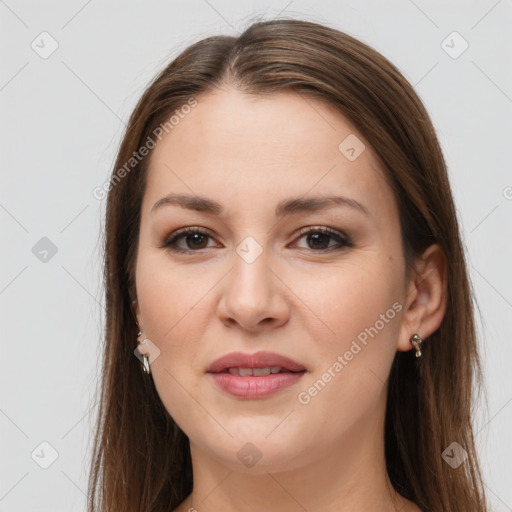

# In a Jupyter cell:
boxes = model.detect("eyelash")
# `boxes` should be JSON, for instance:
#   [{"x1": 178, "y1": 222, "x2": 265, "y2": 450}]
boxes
[{"x1": 160, "y1": 226, "x2": 353, "y2": 254}]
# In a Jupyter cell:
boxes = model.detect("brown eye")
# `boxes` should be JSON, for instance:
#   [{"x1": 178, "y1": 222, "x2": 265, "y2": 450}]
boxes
[
  {"x1": 305, "y1": 232, "x2": 331, "y2": 250},
  {"x1": 294, "y1": 227, "x2": 352, "y2": 252},
  {"x1": 161, "y1": 228, "x2": 216, "y2": 253},
  {"x1": 182, "y1": 232, "x2": 209, "y2": 249}
]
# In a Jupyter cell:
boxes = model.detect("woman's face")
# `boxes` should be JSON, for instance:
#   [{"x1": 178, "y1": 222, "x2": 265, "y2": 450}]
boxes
[{"x1": 134, "y1": 88, "x2": 416, "y2": 472}]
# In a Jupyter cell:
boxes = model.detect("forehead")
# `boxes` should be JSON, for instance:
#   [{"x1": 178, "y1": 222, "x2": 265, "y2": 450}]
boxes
[{"x1": 142, "y1": 88, "x2": 396, "y2": 222}]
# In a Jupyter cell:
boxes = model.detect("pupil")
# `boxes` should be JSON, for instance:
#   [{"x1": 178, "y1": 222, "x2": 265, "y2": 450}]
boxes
[
  {"x1": 309, "y1": 233, "x2": 329, "y2": 249},
  {"x1": 188, "y1": 233, "x2": 207, "y2": 249}
]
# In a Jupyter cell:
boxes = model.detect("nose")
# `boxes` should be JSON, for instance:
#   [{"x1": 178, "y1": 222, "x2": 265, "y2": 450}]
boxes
[{"x1": 217, "y1": 248, "x2": 290, "y2": 333}]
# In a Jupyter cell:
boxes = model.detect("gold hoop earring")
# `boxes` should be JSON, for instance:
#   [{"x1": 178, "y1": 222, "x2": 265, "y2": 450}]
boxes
[{"x1": 410, "y1": 333, "x2": 423, "y2": 358}]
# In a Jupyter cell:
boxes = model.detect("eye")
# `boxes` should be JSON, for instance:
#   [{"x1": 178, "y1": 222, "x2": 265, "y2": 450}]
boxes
[
  {"x1": 292, "y1": 226, "x2": 352, "y2": 252},
  {"x1": 160, "y1": 227, "x2": 217, "y2": 253},
  {"x1": 160, "y1": 226, "x2": 353, "y2": 254}
]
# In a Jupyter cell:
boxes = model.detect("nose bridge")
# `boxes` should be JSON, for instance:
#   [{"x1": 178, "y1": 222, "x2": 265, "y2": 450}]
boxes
[
  {"x1": 218, "y1": 236, "x2": 289, "y2": 330},
  {"x1": 231, "y1": 238, "x2": 273, "y2": 310}
]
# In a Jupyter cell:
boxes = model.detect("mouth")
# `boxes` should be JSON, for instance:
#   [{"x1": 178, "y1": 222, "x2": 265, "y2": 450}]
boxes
[
  {"x1": 206, "y1": 351, "x2": 307, "y2": 399},
  {"x1": 217, "y1": 366, "x2": 306, "y2": 376}
]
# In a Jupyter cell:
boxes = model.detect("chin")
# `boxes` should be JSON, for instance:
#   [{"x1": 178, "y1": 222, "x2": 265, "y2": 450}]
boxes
[{"x1": 202, "y1": 432, "x2": 309, "y2": 474}]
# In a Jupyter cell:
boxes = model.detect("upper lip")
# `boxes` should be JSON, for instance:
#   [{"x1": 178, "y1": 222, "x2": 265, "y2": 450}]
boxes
[{"x1": 206, "y1": 351, "x2": 307, "y2": 373}]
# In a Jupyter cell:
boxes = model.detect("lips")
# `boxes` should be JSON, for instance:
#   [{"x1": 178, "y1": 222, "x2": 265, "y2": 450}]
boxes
[{"x1": 206, "y1": 350, "x2": 307, "y2": 374}]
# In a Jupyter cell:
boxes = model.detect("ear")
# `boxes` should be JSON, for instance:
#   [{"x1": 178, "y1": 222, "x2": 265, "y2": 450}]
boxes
[{"x1": 397, "y1": 243, "x2": 448, "y2": 352}]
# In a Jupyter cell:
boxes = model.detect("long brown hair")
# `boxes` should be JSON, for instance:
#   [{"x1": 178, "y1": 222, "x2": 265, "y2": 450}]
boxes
[{"x1": 87, "y1": 18, "x2": 488, "y2": 512}]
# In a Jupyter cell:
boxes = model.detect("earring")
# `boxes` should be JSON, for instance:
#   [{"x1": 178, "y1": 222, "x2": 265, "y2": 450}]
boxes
[
  {"x1": 136, "y1": 330, "x2": 151, "y2": 375},
  {"x1": 410, "y1": 333, "x2": 423, "y2": 358},
  {"x1": 141, "y1": 354, "x2": 151, "y2": 375}
]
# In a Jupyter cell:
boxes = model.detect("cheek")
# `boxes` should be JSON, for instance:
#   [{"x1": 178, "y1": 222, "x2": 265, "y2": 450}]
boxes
[
  {"x1": 135, "y1": 256, "x2": 214, "y2": 431},
  {"x1": 135, "y1": 250, "x2": 229, "y2": 387},
  {"x1": 295, "y1": 257, "x2": 402, "y2": 353},
  {"x1": 136, "y1": 250, "x2": 213, "y2": 338},
  {"x1": 292, "y1": 258, "x2": 402, "y2": 430}
]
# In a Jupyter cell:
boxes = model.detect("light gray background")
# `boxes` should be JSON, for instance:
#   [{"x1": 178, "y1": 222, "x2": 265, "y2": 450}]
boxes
[{"x1": 1, "y1": 1, "x2": 511, "y2": 511}]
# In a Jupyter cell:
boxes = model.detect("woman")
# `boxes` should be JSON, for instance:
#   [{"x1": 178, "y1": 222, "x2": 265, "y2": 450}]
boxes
[{"x1": 87, "y1": 18, "x2": 488, "y2": 512}]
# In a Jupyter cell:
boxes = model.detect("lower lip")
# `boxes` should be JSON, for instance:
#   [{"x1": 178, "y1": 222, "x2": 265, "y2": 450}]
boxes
[{"x1": 208, "y1": 371, "x2": 306, "y2": 399}]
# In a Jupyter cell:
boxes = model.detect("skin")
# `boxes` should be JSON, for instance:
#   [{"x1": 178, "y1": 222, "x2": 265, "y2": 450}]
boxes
[{"x1": 133, "y1": 87, "x2": 447, "y2": 512}]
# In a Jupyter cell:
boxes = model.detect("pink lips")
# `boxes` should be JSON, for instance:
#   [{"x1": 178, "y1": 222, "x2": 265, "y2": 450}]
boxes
[
  {"x1": 206, "y1": 351, "x2": 306, "y2": 374},
  {"x1": 206, "y1": 351, "x2": 307, "y2": 399}
]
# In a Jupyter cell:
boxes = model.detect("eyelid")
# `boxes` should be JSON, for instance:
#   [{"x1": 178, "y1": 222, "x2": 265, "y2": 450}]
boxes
[
  {"x1": 165, "y1": 225, "x2": 215, "y2": 239},
  {"x1": 295, "y1": 225, "x2": 349, "y2": 242}
]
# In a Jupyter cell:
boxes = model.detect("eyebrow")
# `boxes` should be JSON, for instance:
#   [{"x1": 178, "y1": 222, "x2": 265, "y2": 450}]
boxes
[{"x1": 150, "y1": 193, "x2": 371, "y2": 218}]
